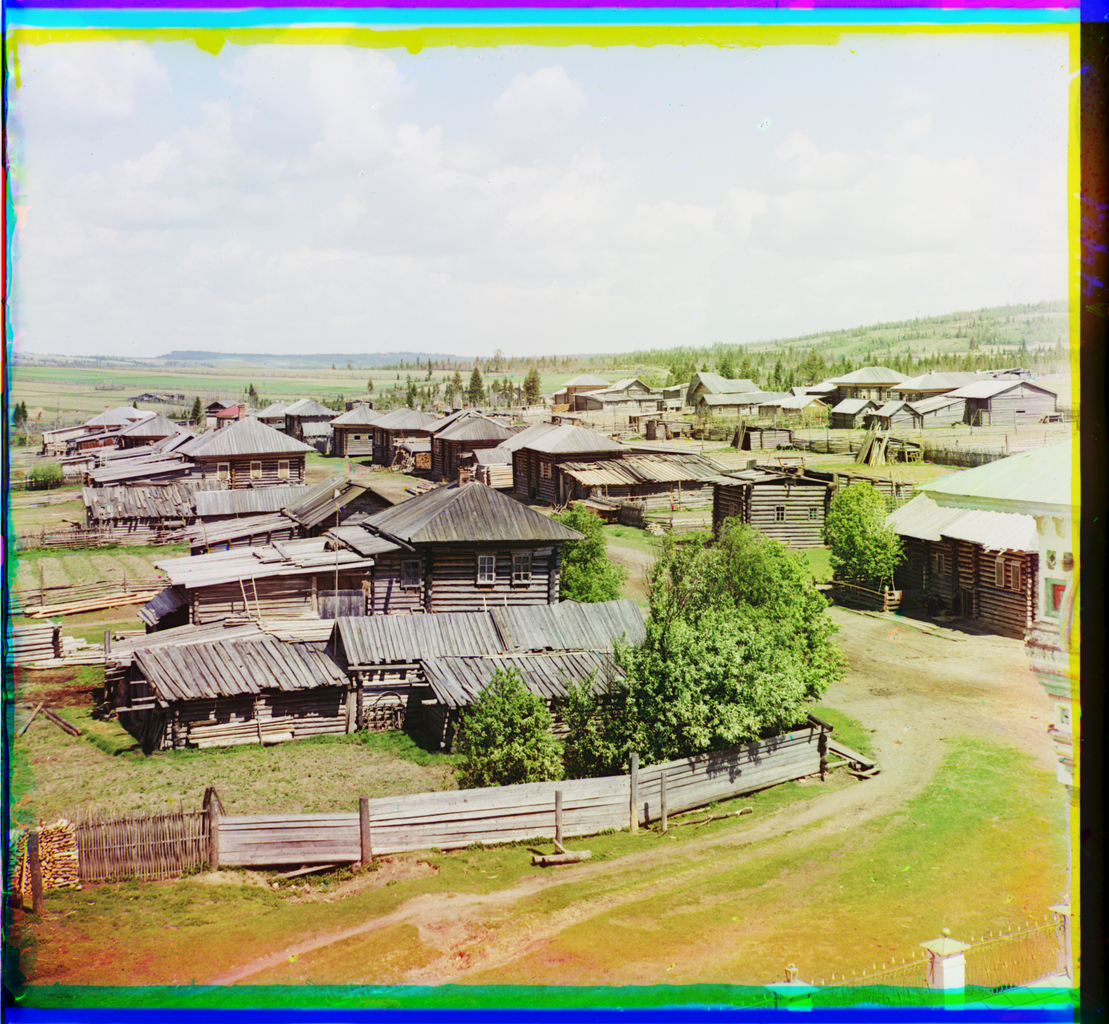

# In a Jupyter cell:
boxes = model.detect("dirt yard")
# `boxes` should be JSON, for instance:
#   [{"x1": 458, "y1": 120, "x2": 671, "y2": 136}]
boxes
[{"x1": 16, "y1": 606, "x2": 1067, "y2": 993}]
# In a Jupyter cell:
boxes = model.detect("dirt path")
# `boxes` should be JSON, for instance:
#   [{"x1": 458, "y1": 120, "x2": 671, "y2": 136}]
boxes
[{"x1": 209, "y1": 608, "x2": 1058, "y2": 987}]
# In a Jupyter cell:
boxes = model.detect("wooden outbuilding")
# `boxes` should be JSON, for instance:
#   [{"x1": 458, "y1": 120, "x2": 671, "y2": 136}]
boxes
[
  {"x1": 945, "y1": 380, "x2": 1057, "y2": 426},
  {"x1": 887, "y1": 492, "x2": 1037, "y2": 636},
  {"x1": 330, "y1": 405, "x2": 382, "y2": 458},
  {"x1": 712, "y1": 469, "x2": 830, "y2": 547},
  {"x1": 82, "y1": 480, "x2": 223, "y2": 544},
  {"x1": 572, "y1": 378, "x2": 660, "y2": 413},
  {"x1": 551, "y1": 374, "x2": 610, "y2": 405},
  {"x1": 283, "y1": 398, "x2": 338, "y2": 442},
  {"x1": 685, "y1": 373, "x2": 759, "y2": 407},
  {"x1": 560, "y1": 452, "x2": 731, "y2": 511},
  {"x1": 738, "y1": 425, "x2": 794, "y2": 450},
  {"x1": 825, "y1": 366, "x2": 906, "y2": 405},
  {"x1": 430, "y1": 415, "x2": 516, "y2": 481},
  {"x1": 830, "y1": 398, "x2": 879, "y2": 430},
  {"x1": 892, "y1": 371, "x2": 979, "y2": 403},
  {"x1": 256, "y1": 402, "x2": 288, "y2": 430},
  {"x1": 182, "y1": 417, "x2": 314, "y2": 488},
  {"x1": 369, "y1": 408, "x2": 440, "y2": 466},
  {"x1": 501, "y1": 422, "x2": 626, "y2": 504},
  {"x1": 115, "y1": 414, "x2": 177, "y2": 449}
]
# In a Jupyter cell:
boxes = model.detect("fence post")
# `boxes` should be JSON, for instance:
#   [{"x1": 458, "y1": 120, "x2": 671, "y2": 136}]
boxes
[
  {"x1": 28, "y1": 831, "x2": 45, "y2": 916},
  {"x1": 629, "y1": 753, "x2": 639, "y2": 834},
  {"x1": 104, "y1": 630, "x2": 111, "y2": 660},
  {"x1": 660, "y1": 772, "x2": 668, "y2": 832},
  {"x1": 359, "y1": 795, "x2": 373, "y2": 867},
  {"x1": 920, "y1": 928, "x2": 970, "y2": 1005},
  {"x1": 1049, "y1": 903, "x2": 1072, "y2": 979},
  {"x1": 555, "y1": 790, "x2": 563, "y2": 848},
  {"x1": 207, "y1": 793, "x2": 221, "y2": 871}
]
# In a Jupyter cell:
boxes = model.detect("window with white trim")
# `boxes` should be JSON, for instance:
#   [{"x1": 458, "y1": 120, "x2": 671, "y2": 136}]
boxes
[
  {"x1": 774, "y1": 505, "x2": 786, "y2": 522},
  {"x1": 278, "y1": 460, "x2": 290, "y2": 479},
  {"x1": 477, "y1": 554, "x2": 495, "y2": 585},
  {"x1": 217, "y1": 462, "x2": 230, "y2": 481},
  {"x1": 995, "y1": 556, "x2": 1006, "y2": 588},
  {"x1": 401, "y1": 559, "x2": 421, "y2": 589},
  {"x1": 539, "y1": 461, "x2": 553, "y2": 479},
  {"x1": 250, "y1": 461, "x2": 262, "y2": 479},
  {"x1": 512, "y1": 552, "x2": 532, "y2": 585}
]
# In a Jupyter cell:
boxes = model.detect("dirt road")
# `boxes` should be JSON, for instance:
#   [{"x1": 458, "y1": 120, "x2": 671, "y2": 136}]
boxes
[{"x1": 207, "y1": 608, "x2": 1062, "y2": 988}]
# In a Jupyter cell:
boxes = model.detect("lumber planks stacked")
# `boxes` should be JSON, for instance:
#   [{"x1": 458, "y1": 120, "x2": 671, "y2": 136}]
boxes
[
  {"x1": 9, "y1": 624, "x2": 63, "y2": 664},
  {"x1": 23, "y1": 591, "x2": 159, "y2": 619}
]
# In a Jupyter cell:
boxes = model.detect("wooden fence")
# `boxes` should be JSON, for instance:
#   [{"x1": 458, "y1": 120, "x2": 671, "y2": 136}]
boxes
[
  {"x1": 217, "y1": 728, "x2": 824, "y2": 867},
  {"x1": 15, "y1": 576, "x2": 165, "y2": 611},
  {"x1": 830, "y1": 580, "x2": 902, "y2": 613},
  {"x1": 74, "y1": 807, "x2": 210, "y2": 883}
]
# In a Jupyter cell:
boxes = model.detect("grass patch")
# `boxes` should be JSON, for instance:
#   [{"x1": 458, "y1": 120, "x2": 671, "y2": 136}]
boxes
[
  {"x1": 809, "y1": 705, "x2": 874, "y2": 760},
  {"x1": 796, "y1": 547, "x2": 832, "y2": 583},
  {"x1": 603, "y1": 525, "x2": 661, "y2": 555}
]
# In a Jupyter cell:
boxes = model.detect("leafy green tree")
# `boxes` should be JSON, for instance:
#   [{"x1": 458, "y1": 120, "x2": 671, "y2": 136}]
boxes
[
  {"x1": 563, "y1": 525, "x2": 843, "y2": 775},
  {"x1": 824, "y1": 483, "x2": 903, "y2": 589},
  {"x1": 454, "y1": 667, "x2": 564, "y2": 788},
  {"x1": 524, "y1": 366, "x2": 542, "y2": 404},
  {"x1": 551, "y1": 503, "x2": 628, "y2": 603},
  {"x1": 467, "y1": 366, "x2": 484, "y2": 407}
]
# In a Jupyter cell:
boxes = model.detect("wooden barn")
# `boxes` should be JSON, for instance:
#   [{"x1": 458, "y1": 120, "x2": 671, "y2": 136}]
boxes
[
  {"x1": 369, "y1": 408, "x2": 440, "y2": 466},
  {"x1": 945, "y1": 380, "x2": 1057, "y2": 426},
  {"x1": 82, "y1": 480, "x2": 223, "y2": 544},
  {"x1": 572, "y1": 378, "x2": 660, "y2": 413},
  {"x1": 892, "y1": 371, "x2": 979, "y2": 403},
  {"x1": 738, "y1": 425, "x2": 794, "y2": 450},
  {"x1": 182, "y1": 417, "x2": 314, "y2": 488},
  {"x1": 887, "y1": 492, "x2": 1037, "y2": 636},
  {"x1": 430, "y1": 415, "x2": 516, "y2": 481},
  {"x1": 330, "y1": 405, "x2": 382, "y2": 458},
  {"x1": 333, "y1": 481, "x2": 583, "y2": 614},
  {"x1": 769, "y1": 395, "x2": 828, "y2": 424},
  {"x1": 283, "y1": 398, "x2": 337, "y2": 443},
  {"x1": 909, "y1": 395, "x2": 966, "y2": 428},
  {"x1": 256, "y1": 402, "x2": 288, "y2": 430},
  {"x1": 551, "y1": 374, "x2": 610, "y2": 406},
  {"x1": 84, "y1": 407, "x2": 153, "y2": 434},
  {"x1": 865, "y1": 400, "x2": 917, "y2": 432},
  {"x1": 685, "y1": 373, "x2": 759, "y2": 407},
  {"x1": 560, "y1": 452, "x2": 731, "y2": 511},
  {"x1": 826, "y1": 366, "x2": 906, "y2": 405},
  {"x1": 712, "y1": 469, "x2": 830, "y2": 547},
  {"x1": 502, "y1": 422, "x2": 626, "y2": 504},
  {"x1": 830, "y1": 398, "x2": 879, "y2": 430}
]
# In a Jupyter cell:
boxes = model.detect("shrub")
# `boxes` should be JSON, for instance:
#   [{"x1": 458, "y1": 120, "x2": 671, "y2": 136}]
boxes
[
  {"x1": 27, "y1": 462, "x2": 64, "y2": 490},
  {"x1": 824, "y1": 483, "x2": 904, "y2": 589},
  {"x1": 454, "y1": 667, "x2": 564, "y2": 788},
  {"x1": 551, "y1": 503, "x2": 628, "y2": 603}
]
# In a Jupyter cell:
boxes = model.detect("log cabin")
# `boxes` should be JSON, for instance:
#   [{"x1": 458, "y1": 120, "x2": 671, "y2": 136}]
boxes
[
  {"x1": 182, "y1": 416, "x2": 315, "y2": 488},
  {"x1": 830, "y1": 398, "x2": 879, "y2": 430},
  {"x1": 712, "y1": 469, "x2": 830, "y2": 547},
  {"x1": 369, "y1": 408, "x2": 441, "y2": 466},
  {"x1": 887, "y1": 492, "x2": 1037, "y2": 636},
  {"x1": 560, "y1": 452, "x2": 731, "y2": 511},
  {"x1": 945, "y1": 379, "x2": 1058, "y2": 426},
  {"x1": 825, "y1": 366, "x2": 906, "y2": 405},
  {"x1": 430, "y1": 415, "x2": 516, "y2": 481},
  {"x1": 330, "y1": 405, "x2": 382, "y2": 458},
  {"x1": 283, "y1": 398, "x2": 338, "y2": 442},
  {"x1": 332, "y1": 481, "x2": 584, "y2": 614},
  {"x1": 738, "y1": 425, "x2": 794, "y2": 450},
  {"x1": 500, "y1": 422, "x2": 627, "y2": 504},
  {"x1": 551, "y1": 374, "x2": 610, "y2": 406},
  {"x1": 116, "y1": 413, "x2": 178, "y2": 449},
  {"x1": 572, "y1": 378, "x2": 660, "y2": 413},
  {"x1": 685, "y1": 373, "x2": 759, "y2": 407}
]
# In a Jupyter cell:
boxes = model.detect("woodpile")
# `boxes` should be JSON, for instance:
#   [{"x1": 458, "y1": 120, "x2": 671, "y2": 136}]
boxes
[
  {"x1": 474, "y1": 463, "x2": 513, "y2": 489},
  {"x1": 13, "y1": 820, "x2": 82, "y2": 902},
  {"x1": 23, "y1": 591, "x2": 160, "y2": 619},
  {"x1": 9, "y1": 624, "x2": 63, "y2": 664}
]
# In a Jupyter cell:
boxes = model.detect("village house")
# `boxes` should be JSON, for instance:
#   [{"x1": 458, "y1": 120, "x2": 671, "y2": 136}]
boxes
[
  {"x1": 944, "y1": 379, "x2": 1058, "y2": 426},
  {"x1": 891, "y1": 370, "x2": 980, "y2": 403},
  {"x1": 685, "y1": 373, "x2": 759, "y2": 407},
  {"x1": 500, "y1": 422, "x2": 627, "y2": 504},
  {"x1": 825, "y1": 366, "x2": 906, "y2": 405},
  {"x1": 830, "y1": 397, "x2": 879, "y2": 429},
  {"x1": 712, "y1": 468, "x2": 830, "y2": 547},
  {"x1": 559, "y1": 452, "x2": 732, "y2": 512},
  {"x1": 572, "y1": 378, "x2": 661, "y2": 413},
  {"x1": 214, "y1": 404, "x2": 248, "y2": 429},
  {"x1": 369, "y1": 408, "x2": 441, "y2": 466},
  {"x1": 116, "y1": 413, "x2": 179, "y2": 449},
  {"x1": 886, "y1": 491, "x2": 1037, "y2": 637},
  {"x1": 696, "y1": 392, "x2": 788, "y2": 418},
  {"x1": 430, "y1": 414, "x2": 516, "y2": 481},
  {"x1": 344, "y1": 394, "x2": 376, "y2": 412},
  {"x1": 551, "y1": 374, "x2": 610, "y2": 406},
  {"x1": 255, "y1": 402, "x2": 289, "y2": 430},
  {"x1": 330, "y1": 405, "x2": 382, "y2": 458},
  {"x1": 283, "y1": 398, "x2": 338, "y2": 444},
  {"x1": 181, "y1": 416, "x2": 315, "y2": 488},
  {"x1": 764, "y1": 395, "x2": 829, "y2": 424},
  {"x1": 83, "y1": 480, "x2": 223, "y2": 545},
  {"x1": 204, "y1": 400, "x2": 234, "y2": 428},
  {"x1": 865, "y1": 395, "x2": 967, "y2": 432},
  {"x1": 737, "y1": 425, "x2": 794, "y2": 451}
]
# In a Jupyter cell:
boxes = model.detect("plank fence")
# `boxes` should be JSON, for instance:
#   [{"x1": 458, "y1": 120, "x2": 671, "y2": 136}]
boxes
[
  {"x1": 830, "y1": 580, "x2": 902, "y2": 613},
  {"x1": 217, "y1": 728, "x2": 824, "y2": 867}
]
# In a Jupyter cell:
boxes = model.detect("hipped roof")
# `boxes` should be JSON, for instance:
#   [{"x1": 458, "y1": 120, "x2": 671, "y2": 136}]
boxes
[{"x1": 498, "y1": 422, "x2": 624, "y2": 454}]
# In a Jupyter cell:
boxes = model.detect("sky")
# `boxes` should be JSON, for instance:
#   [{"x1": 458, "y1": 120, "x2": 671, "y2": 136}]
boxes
[{"x1": 8, "y1": 30, "x2": 1073, "y2": 360}]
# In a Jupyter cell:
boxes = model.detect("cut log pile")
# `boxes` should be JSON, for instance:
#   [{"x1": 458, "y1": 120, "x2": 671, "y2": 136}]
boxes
[
  {"x1": 9, "y1": 624, "x2": 63, "y2": 664},
  {"x1": 12, "y1": 820, "x2": 82, "y2": 902},
  {"x1": 474, "y1": 464, "x2": 513, "y2": 489}
]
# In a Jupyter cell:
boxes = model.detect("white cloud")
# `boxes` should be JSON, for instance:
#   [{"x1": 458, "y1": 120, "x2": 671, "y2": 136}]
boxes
[
  {"x1": 887, "y1": 113, "x2": 934, "y2": 147},
  {"x1": 494, "y1": 65, "x2": 588, "y2": 121}
]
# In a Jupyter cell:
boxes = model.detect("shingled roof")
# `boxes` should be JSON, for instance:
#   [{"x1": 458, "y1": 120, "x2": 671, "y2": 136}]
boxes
[
  {"x1": 498, "y1": 422, "x2": 624, "y2": 455},
  {"x1": 330, "y1": 405, "x2": 382, "y2": 427},
  {"x1": 186, "y1": 416, "x2": 314, "y2": 458},
  {"x1": 118, "y1": 413, "x2": 178, "y2": 439},
  {"x1": 360, "y1": 481, "x2": 583, "y2": 544}
]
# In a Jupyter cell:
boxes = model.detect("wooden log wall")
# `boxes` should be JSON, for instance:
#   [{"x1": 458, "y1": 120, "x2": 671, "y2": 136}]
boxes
[
  {"x1": 971, "y1": 389, "x2": 1056, "y2": 427},
  {"x1": 575, "y1": 480, "x2": 716, "y2": 512},
  {"x1": 197, "y1": 456, "x2": 306, "y2": 489},
  {"x1": 333, "y1": 429, "x2": 375, "y2": 458},
  {"x1": 368, "y1": 553, "x2": 426, "y2": 614},
  {"x1": 214, "y1": 729, "x2": 823, "y2": 865},
  {"x1": 427, "y1": 545, "x2": 557, "y2": 613},
  {"x1": 747, "y1": 485, "x2": 827, "y2": 546},
  {"x1": 160, "y1": 687, "x2": 351, "y2": 750}
]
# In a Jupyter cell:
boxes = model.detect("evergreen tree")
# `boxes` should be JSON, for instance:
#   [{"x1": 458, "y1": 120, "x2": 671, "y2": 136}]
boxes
[
  {"x1": 190, "y1": 396, "x2": 203, "y2": 425},
  {"x1": 427, "y1": 358, "x2": 434, "y2": 380},
  {"x1": 524, "y1": 366, "x2": 542, "y2": 404},
  {"x1": 366, "y1": 377, "x2": 374, "y2": 394},
  {"x1": 467, "y1": 366, "x2": 484, "y2": 407},
  {"x1": 451, "y1": 369, "x2": 465, "y2": 405}
]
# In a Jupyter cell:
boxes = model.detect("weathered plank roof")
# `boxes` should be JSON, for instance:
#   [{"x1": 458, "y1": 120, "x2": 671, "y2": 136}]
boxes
[
  {"x1": 138, "y1": 585, "x2": 189, "y2": 627},
  {"x1": 910, "y1": 395, "x2": 966, "y2": 416},
  {"x1": 776, "y1": 395, "x2": 827, "y2": 410},
  {"x1": 499, "y1": 422, "x2": 624, "y2": 455},
  {"x1": 135, "y1": 639, "x2": 347, "y2": 702},
  {"x1": 187, "y1": 417, "x2": 315, "y2": 458},
  {"x1": 887, "y1": 493, "x2": 1036, "y2": 552},
  {"x1": 257, "y1": 402, "x2": 289, "y2": 419},
  {"x1": 332, "y1": 613, "x2": 507, "y2": 666},
  {"x1": 945, "y1": 379, "x2": 1057, "y2": 400},
  {"x1": 118, "y1": 413, "x2": 178, "y2": 439},
  {"x1": 301, "y1": 421, "x2": 334, "y2": 439},
  {"x1": 560, "y1": 453, "x2": 730, "y2": 488},
  {"x1": 893, "y1": 371, "x2": 980, "y2": 393},
  {"x1": 699, "y1": 392, "x2": 785, "y2": 408},
  {"x1": 286, "y1": 476, "x2": 386, "y2": 530},
  {"x1": 371, "y1": 409, "x2": 441, "y2": 432},
  {"x1": 194, "y1": 485, "x2": 313, "y2": 518},
  {"x1": 361, "y1": 481, "x2": 583, "y2": 544},
  {"x1": 284, "y1": 398, "x2": 338, "y2": 418},
  {"x1": 155, "y1": 536, "x2": 391, "y2": 589},
  {"x1": 107, "y1": 619, "x2": 327, "y2": 668},
  {"x1": 422, "y1": 652, "x2": 618, "y2": 708},
  {"x1": 83, "y1": 481, "x2": 211, "y2": 520},
  {"x1": 330, "y1": 405, "x2": 382, "y2": 427},
  {"x1": 85, "y1": 407, "x2": 153, "y2": 428},
  {"x1": 826, "y1": 366, "x2": 906, "y2": 386},
  {"x1": 87, "y1": 456, "x2": 196, "y2": 486},
  {"x1": 490, "y1": 599, "x2": 646, "y2": 652},
  {"x1": 873, "y1": 400, "x2": 913, "y2": 418},
  {"x1": 831, "y1": 398, "x2": 879, "y2": 415},
  {"x1": 687, "y1": 373, "x2": 759, "y2": 399},
  {"x1": 188, "y1": 512, "x2": 298, "y2": 549},
  {"x1": 435, "y1": 416, "x2": 515, "y2": 443},
  {"x1": 472, "y1": 447, "x2": 514, "y2": 465}
]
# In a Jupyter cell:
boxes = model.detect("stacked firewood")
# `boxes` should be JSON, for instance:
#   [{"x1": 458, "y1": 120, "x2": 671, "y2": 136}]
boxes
[{"x1": 12, "y1": 820, "x2": 82, "y2": 901}]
